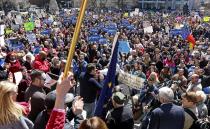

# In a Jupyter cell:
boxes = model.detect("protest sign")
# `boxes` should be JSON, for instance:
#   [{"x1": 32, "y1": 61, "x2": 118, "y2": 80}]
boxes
[
  {"x1": 203, "y1": 16, "x2": 210, "y2": 22},
  {"x1": 35, "y1": 20, "x2": 41, "y2": 28},
  {"x1": 144, "y1": 26, "x2": 153, "y2": 33},
  {"x1": 15, "y1": 15, "x2": 22, "y2": 25},
  {"x1": 134, "y1": 8, "x2": 139, "y2": 15},
  {"x1": 14, "y1": 72, "x2": 23, "y2": 85},
  {"x1": 0, "y1": 25, "x2": 4, "y2": 35},
  {"x1": 41, "y1": 29, "x2": 52, "y2": 35},
  {"x1": 123, "y1": 12, "x2": 129, "y2": 17},
  {"x1": 6, "y1": 38, "x2": 24, "y2": 51},
  {"x1": 0, "y1": 36, "x2": 5, "y2": 46},
  {"x1": 24, "y1": 22, "x2": 35, "y2": 31},
  {"x1": 139, "y1": 12, "x2": 143, "y2": 17},
  {"x1": 88, "y1": 35, "x2": 100, "y2": 42},
  {"x1": 93, "y1": 15, "x2": 99, "y2": 19},
  {"x1": 99, "y1": 38, "x2": 107, "y2": 44},
  {"x1": 118, "y1": 70, "x2": 145, "y2": 89},
  {"x1": 5, "y1": 29, "x2": 13, "y2": 34},
  {"x1": 26, "y1": 33, "x2": 37, "y2": 44},
  {"x1": 118, "y1": 41, "x2": 131, "y2": 53},
  {"x1": 170, "y1": 29, "x2": 182, "y2": 36}
]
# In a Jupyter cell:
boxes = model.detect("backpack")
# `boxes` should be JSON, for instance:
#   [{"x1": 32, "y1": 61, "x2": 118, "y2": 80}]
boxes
[{"x1": 184, "y1": 108, "x2": 210, "y2": 129}]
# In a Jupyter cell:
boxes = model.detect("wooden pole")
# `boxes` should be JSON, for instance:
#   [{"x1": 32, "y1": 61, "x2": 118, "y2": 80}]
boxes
[{"x1": 63, "y1": 0, "x2": 88, "y2": 78}]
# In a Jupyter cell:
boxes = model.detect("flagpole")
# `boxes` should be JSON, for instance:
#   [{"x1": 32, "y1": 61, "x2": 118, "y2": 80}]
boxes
[{"x1": 63, "y1": 0, "x2": 88, "y2": 78}]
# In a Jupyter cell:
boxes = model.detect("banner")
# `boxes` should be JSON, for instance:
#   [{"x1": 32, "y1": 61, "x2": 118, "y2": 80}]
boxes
[
  {"x1": 118, "y1": 70, "x2": 145, "y2": 89},
  {"x1": 24, "y1": 22, "x2": 35, "y2": 31},
  {"x1": 6, "y1": 38, "x2": 24, "y2": 51}
]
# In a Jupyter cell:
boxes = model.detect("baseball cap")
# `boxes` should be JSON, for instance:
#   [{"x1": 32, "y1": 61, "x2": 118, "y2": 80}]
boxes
[{"x1": 112, "y1": 92, "x2": 126, "y2": 105}]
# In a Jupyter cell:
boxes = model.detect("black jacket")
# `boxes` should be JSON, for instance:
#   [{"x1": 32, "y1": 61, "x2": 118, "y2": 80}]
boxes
[
  {"x1": 106, "y1": 106, "x2": 134, "y2": 129},
  {"x1": 79, "y1": 72, "x2": 102, "y2": 103}
]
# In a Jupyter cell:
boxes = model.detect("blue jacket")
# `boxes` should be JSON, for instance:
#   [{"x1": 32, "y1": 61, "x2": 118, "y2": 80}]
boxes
[
  {"x1": 79, "y1": 72, "x2": 102, "y2": 103},
  {"x1": 148, "y1": 103, "x2": 185, "y2": 129}
]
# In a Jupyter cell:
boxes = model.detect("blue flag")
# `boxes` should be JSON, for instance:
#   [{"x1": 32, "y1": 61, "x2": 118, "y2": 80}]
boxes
[
  {"x1": 94, "y1": 40, "x2": 119, "y2": 117},
  {"x1": 180, "y1": 25, "x2": 190, "y2": 40}
]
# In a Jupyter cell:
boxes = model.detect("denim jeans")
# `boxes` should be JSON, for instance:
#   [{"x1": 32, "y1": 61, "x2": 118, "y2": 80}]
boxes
[{"x1": 84, "y1": 102, "x2": 96, "y2": 118}]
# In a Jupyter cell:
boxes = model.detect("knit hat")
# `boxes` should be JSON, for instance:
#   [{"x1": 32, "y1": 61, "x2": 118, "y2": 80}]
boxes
[{"x1": 112, "y1": 92, "x2": 126, "y2": 105}]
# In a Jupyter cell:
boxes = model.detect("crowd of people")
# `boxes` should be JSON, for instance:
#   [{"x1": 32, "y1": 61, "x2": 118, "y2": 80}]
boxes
[{"x1": 0, "y1": 7, "x2": 210, "y2": 129}]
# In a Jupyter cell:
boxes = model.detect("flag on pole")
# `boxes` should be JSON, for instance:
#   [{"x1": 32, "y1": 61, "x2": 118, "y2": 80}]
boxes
[
  {"x1": 180, "y1": 25, "x2": 196, "y2": 49},
  {"x1": 94, "y1": 33, "x2": 120, "y2": 117}
]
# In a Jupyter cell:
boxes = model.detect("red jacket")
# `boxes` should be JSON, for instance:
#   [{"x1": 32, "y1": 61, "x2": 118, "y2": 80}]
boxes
[
  {"x1": 46, "y1": 109, "x2": 65, "y2": 129},
  {"x1": 9, "y1": 60, "x2": 22, "y2": 73},
  {"x1": 33, "y1": 55, "x2": 50, "y2": 73}
]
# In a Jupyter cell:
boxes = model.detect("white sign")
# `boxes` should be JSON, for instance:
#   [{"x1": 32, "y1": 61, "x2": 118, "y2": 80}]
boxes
[
  {"x1": 14, "y1": 72, "x2": 23, "y2": 85},
  {"x1": 15, "y1": 15, "x2": 22, "y2": 25},
  {"x1": 35, "y1": 20, "x2": 41, "y2": 27},
  {"x1": 0, "y1": 36, "x2": 5, "y2": 46},
  {"x1": 0, "y1": 25, "x2": 4, "y2": 35},
  {"x1": 135, "y1": 8, "x2": 139, "y2": 14},
  {"x1": 144, "y1": 26, "x2": 153, "y2": 33},
  {"x1": 118, "y1": 70, "x2": 145, "y2": 89},
  {"x1": 93, "y1": 15, "x2": 99, "y2": 19},
  {"x1": 139, "y1": 12, "x2": 143, "y2": 17}
]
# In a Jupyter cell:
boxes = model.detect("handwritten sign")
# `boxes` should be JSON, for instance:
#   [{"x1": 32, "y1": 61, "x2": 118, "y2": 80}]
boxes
[{"x1": 118, "y1": 70, "x2": 145, "y2": 89}]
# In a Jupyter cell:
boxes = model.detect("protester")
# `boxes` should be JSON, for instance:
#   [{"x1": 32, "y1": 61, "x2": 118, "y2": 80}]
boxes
[
  {"x1": 106, "y1": 91, "x2": 134, "y2": 129},
  {"x1": 148, "y1": 87, "x2": 185, "y2": 129},
  {"x1": 181, "y1": 92, "x2": 198, "y2": 129},
  {"x1": 79, "y1": 63, "x2": 103, "y2": 118},
  {"x1": 0, "y1": 7, "x2": 210, "y2": 129},
  {"x1": 79, "y1": 117, "x2": 108, "y2": 129},
  {"x1": 0, "y1": 81, "x2": 34, "y2": 129}
]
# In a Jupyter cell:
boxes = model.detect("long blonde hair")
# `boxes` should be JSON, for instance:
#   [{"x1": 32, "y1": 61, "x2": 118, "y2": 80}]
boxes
[{"x1": 0, "y1": 81, "x2": 23, "y2": 125}]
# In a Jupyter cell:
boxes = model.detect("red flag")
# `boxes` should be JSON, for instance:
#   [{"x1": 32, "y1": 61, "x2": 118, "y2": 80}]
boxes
[{"x1": 187, "y1": 34, "x2": 196, "y2": 49}]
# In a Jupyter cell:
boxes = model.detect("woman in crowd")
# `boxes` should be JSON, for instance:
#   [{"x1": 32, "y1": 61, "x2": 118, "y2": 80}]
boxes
[
  {"x1": 79, "y1": 117, "x2": 108, "y2": 129},
  {"x1": 0, "y1": 81, "x2": 33, "y2": 129}
]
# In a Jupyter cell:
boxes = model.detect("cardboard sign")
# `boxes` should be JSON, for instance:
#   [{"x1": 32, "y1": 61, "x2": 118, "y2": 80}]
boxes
[{"x1": 118, "y1": 70, "x2": 145, "y2": 89}]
